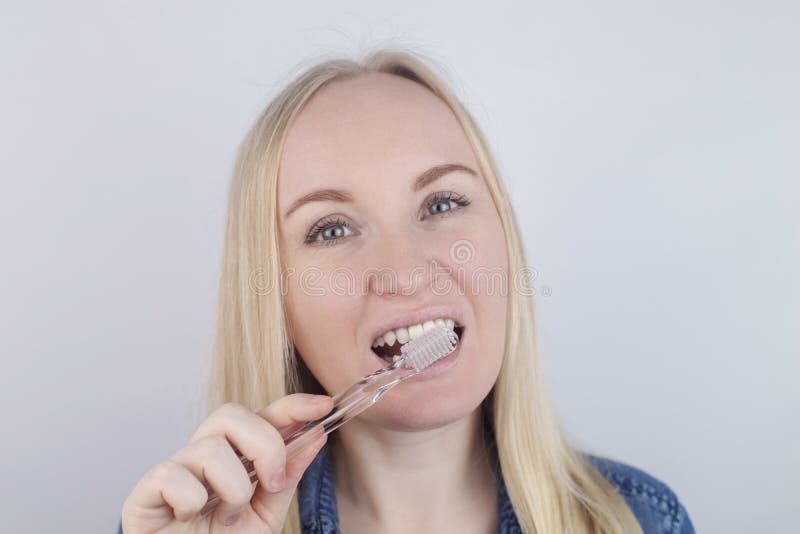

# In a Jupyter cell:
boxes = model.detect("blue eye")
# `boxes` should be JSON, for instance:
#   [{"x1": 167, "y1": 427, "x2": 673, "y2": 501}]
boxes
[
  {"x1": 303, "y1": 192, "x2": 471, "y2": 247},
  {"x1": 304, "y1": 216, "x2": 354, "y2": 246},
  {"x1": 425, "y1": 191, "x2": 471, "y2": 218}
]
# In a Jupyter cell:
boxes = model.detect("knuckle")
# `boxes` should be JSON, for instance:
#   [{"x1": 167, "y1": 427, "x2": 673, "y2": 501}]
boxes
[
  {"x1": 216, "y1": 474, "x2": 252, "y2": 507},
  {"x1": 172, "y1": 500, "x2": 200, "y2": 521},
  {"x1": 218, "y1": 402, "x2": 248, "y2": 419},
  {"x1": 147, "y1": 460, "x2": 177, "y2": 484},
  {"x1": 198, "y1": 433, "x2": 231, "y2": 456},
  {"x1": 183, "y1": 484, "x2": 208, "y2": 513},
  {"x1": 262, "y1": 420, "x2": 284, "y2": 445},
  {"x1": 230, "y1": 480, "x2": 254, "y2": 505},
  {"x1": 260, "y1": 424, "x2": 286, "y2": 463}
]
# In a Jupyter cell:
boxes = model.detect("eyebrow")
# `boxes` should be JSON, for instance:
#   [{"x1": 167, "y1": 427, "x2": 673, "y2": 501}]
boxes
[{"x1": 283, "y1": 163, "x2": 478, "y2": 219}]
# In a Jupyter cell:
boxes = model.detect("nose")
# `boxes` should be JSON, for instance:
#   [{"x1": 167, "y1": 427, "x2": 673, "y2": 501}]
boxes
[{"x1": 364, "y1": 228, "x2": 432, "y2": 299}]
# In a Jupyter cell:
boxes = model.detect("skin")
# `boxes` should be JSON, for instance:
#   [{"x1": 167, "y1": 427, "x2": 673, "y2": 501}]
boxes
[
  {"x1": 122, "y1": 394, "x2": 336, "y2": 532},
  {"x1": 278, "y1": 72, "x2": 509, "y2": 533}
]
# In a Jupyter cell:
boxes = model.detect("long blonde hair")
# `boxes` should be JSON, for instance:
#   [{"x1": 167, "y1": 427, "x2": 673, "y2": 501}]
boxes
[{"x1": 207, "y1": 48, "x2": 643, "y2": 534}]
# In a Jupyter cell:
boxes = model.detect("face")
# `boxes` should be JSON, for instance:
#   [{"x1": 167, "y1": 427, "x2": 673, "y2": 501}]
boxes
[{"x1": 277, "y1": 72, "x2": 508, "y2": 431}]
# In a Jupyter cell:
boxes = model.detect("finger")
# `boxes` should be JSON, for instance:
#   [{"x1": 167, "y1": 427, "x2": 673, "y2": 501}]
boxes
[
  {"x1": 257, "y1": 393, "x2": 334, "y2": 432},
  {"x1": 184, "y1": 396, "x2": 333, "y2": 529},
  {"x1": 249, "y1": 429, "x2": 329, "y2": 531},
  {"x1": 254, "y1": 394, "x2": 332, "y2": 480},
  {"x1": 188, "y1": 397, "x2": 332, "y2": 502},
  {"x1": 122, "y1": 460, "x2": 209, "y2": 530},
  {"x1": 188, "y1": 402, "x2": 291, "y2": 496},
  {"x1": 171, "y1": 434, "x2": 255, "y2": 526}
]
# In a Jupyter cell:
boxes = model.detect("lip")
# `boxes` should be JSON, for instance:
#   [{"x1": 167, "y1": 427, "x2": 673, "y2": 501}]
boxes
[{"x1": 367, "y1": 304, "x2": 465, "y2": 347}]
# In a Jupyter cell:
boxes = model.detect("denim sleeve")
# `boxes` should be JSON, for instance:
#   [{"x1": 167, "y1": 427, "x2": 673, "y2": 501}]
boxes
[
  {"x1": 621, "y1": 485, "x2": 695, "y2": 534},
  {"x1": 586, "y1": 454, "x2": 696, "y2": 534},
  {"x1": 677, "y1": 502, "x2": 696, "y2": 534}
]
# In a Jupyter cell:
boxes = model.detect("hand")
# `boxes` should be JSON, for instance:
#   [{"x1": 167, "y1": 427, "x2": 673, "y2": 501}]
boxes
[{"x1": 120, "y1": 393, "x2": 333, "y2": 533}]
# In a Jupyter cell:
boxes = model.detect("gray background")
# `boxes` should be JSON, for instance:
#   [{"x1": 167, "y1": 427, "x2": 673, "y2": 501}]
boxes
[{"x1": 1, "y1": 1, "x2": 797, "y2": 532}]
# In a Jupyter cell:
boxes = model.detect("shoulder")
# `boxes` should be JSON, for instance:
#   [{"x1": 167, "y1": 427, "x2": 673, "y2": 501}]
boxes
[{"x1": 584, "y1": 453, "x2": 696, "y2": 534}]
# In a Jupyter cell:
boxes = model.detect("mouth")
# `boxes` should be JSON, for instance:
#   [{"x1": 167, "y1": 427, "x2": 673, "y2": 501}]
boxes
[{"x1": 370, "y1": 318, "x2": 465, "y2": 365}]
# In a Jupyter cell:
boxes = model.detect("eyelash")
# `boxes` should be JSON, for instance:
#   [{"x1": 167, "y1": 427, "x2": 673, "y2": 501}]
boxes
[{"x1": 303, "y1": 191, "x2": 472, "y2": 247}]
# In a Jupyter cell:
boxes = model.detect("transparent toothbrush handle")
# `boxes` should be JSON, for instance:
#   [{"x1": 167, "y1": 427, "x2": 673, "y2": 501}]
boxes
[
  {"x1": 284, "y1": 360, "x2": 414, "y2": 454},
  {"x1": 199, "y1": 361, "x2": 414, "y2": 518}
]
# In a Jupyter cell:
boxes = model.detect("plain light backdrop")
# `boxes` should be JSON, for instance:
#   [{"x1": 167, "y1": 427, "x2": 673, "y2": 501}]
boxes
[{"x1": 1, "y1": 1, "x2": 797, "y2": 533}]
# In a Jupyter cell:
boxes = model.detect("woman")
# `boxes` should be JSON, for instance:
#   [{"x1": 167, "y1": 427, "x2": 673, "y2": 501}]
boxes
[{"x1": 120, "y1": 49, "x2": 695, "y2": 533}]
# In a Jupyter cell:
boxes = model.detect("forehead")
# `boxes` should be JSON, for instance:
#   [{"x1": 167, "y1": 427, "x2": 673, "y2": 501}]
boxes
[{"x1": 277, "y1": 72, "x2": 476, "y2": 203}]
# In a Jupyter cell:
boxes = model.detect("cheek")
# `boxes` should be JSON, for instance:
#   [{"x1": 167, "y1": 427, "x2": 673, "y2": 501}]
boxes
[
  {"x1": 285, "y1": 268, "x2": 365, "y2": 393},
  {"x1": 465, "y1": 223, "x2": 509, "y2": 372},
  {"x1": 463, "y1": 220, "x2": 509, "y2": 296}
]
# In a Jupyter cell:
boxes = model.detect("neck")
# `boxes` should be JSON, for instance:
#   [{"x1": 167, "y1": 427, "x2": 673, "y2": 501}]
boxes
[{"x1": 330, "y1": 405, "x2": 498, "y2": 533}]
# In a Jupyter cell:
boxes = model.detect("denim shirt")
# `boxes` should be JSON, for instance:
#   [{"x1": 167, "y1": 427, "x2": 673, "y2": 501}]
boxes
[
  {"x1": 296, "y1": 443, "x2": 695, "y2": 534},
  {"x1": 116, "y1": 444, "x2": 695, "y2": 534}
]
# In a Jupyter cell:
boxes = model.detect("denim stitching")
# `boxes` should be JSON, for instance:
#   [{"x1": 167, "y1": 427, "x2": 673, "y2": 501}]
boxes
[{"x1": 590, "y1": 459, "x2": 685, "y2": 534}]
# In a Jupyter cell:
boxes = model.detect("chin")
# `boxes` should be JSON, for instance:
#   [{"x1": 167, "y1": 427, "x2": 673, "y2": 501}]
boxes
[{"x1": 362, "y1": 373, "x2": 492, "y2": 431}]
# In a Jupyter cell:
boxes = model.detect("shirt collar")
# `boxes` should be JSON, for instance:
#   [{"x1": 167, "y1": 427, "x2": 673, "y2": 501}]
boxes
[{"x1": 297, "y1": 442, "x2": 522, "y2": 534}]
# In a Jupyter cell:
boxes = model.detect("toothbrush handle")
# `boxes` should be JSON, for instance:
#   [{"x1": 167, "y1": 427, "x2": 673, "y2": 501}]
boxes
[
  {"x1": 199, "y1": 362, "x2": 414, "y2": 517},
  {"x1": 284, "y1": 361, "x2": 415, "y2": 454}
]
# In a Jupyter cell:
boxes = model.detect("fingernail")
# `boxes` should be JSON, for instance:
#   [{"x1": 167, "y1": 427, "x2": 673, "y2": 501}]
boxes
[
  {"x1": 269, "y1": 467, "x2": 286, "y2": 491},
  {"x1": 313, "y1": 395, "x2": 330, "y2": 405},
  {"x1": 224, "y1": 513, "x2": 240, "y2": 526}
]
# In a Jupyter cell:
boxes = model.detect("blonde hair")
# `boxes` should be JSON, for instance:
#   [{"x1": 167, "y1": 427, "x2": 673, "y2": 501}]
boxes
[{"x1": 207, "y1": 48, "x2": 643, "y2": 534}]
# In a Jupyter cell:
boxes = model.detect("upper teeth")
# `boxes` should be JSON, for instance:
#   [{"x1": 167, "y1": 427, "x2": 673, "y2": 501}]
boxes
[{"x1": 371, "y1": 317, "x2": 457, "y2": 348}]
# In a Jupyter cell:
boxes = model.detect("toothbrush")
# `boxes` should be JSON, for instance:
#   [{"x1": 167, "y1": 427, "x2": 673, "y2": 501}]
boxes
[{"x1": 199, "y1": 325, "x2": 459, "y2": 516}]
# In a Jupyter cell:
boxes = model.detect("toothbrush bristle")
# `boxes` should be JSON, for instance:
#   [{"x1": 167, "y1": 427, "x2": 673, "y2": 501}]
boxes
[{"x1": 400, "y1": 325, "x2": 459, "y2": 371}]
